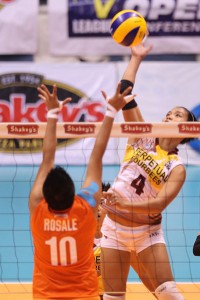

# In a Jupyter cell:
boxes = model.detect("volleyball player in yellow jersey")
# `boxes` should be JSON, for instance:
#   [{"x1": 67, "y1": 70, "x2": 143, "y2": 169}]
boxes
[
  {"x1": 94, "y1": 183, "x2": 111, "y2": 300},
  {"x1": 94, "y1": 207, "x2": 105, "y2": 300},
  {"x1": 29, "y1": 82, "x2": 134, "y2": 300},
  {"x1": 100, "y1": 43, "x2": 197, "y2": 300}
]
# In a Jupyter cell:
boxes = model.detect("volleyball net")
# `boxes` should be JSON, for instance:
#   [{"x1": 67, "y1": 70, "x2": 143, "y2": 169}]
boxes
[
  {"x1": 0, "y1": 121, "x2": 199, "y2": 139},
  {"x1": 0, "y1": 122, "x2": 200, "y2": 299}
]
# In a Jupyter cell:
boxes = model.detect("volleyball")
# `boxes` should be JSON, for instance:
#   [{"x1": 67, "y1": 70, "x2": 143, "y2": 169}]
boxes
[{"x1": 110, "y1": 10, "x2": 147, "y2": 47}]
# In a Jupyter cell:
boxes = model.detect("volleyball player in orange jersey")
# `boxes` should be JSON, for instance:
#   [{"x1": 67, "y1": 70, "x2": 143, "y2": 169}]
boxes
[{"x1": 29, "y1": 82, "x2": 134, "y2": 300}]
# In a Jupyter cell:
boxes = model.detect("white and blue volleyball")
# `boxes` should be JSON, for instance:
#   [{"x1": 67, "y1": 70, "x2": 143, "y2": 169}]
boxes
[{"x1": 110, "y1": 10, "x2": 147, "y2": 47}]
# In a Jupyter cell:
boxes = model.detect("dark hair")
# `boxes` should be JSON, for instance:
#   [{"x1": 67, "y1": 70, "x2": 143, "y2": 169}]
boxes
[
  {"x1": 43, "y1": 166, "x2": 75, "y2": 211},
  {"x1": 179, "y1": 107, "x2": 198, "y2": 144},
  {"x1": 102, "y1": 182, "x2": 111, "y2": 192}
]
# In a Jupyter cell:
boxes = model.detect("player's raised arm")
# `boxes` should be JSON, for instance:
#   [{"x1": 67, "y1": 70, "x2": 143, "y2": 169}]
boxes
[
  {"x1": 29, "y1": 84, "x2": 71, "y2": 215},
  {"x1": 80, "y1": 83, "x2": 133, "y2": 217},
  {"x1": 121, "y1": 42, "x2": 153, "y2": 123}
]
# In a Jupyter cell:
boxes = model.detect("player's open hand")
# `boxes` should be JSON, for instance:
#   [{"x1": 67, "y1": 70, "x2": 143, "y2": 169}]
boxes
[
  {"x1": 130, "y1": 39, "x2": 153, "y2": 58},
  {"x1": 101, "y1": 82, "x2": 136, "y2": 112},
  {"x1": 37, "y1": 84, "x2": 71, "y2": 111},
  {"x1": 103, "y1": 191, "x2": 126, "y2": 212}
]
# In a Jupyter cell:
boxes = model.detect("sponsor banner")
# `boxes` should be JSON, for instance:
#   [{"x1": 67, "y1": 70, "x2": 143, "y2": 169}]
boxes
[
  {"x1": 0, "y1": 62, "x2": 117, "y2": 164},
  {"x1": 49, "y1": 0, "x2": 200, "y2": 56},
  {"x1": 1, "y1": 122, "x2": 200, "y2": 139},
  {"x1": 0, "y1": 61, "x2": 200, "y2": 165},
  {"x1": 0, "y1": 0, "x2": 39, "y2": 54}
]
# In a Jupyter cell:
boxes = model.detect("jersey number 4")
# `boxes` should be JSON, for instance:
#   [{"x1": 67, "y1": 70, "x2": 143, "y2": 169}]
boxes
[
  {"x1": 131, "y1": 174, "x2": 146, "y2": 195},
  {"x1": 45, "y1": 236, "x2": 78, "y2": 266}
]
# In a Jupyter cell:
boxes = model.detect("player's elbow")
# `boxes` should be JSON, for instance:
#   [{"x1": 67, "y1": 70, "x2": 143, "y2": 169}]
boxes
[
  {"x1": 193, "y1": 245, "x2": 200, "y2": 256},
  {"x1": 152, "y1": 200, "x2": 166, "y2": 214},
  {"x1": 193, "y1": 236, "x2": 200, "y2": 256}
]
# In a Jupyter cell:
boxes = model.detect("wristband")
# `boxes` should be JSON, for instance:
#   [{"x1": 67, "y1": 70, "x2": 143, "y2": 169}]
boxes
[
  {"x1": 120, "y1": 79, "x2": 134, "y2": 93},
  {"x1": 105, "y1": 102, "x2": 117, "y2": 119},
  {"x1": 47, "y1": 107, "x2": 60, "y2": 119},
  {"x1": 122, "y1": 98, "x2": 138, "y2": 110},
  {"x1": 120, "y1": 79, "x2": 137, "y2": 110}
]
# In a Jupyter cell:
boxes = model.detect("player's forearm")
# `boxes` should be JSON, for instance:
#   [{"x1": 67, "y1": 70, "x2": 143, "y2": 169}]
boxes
[
  {"x1": 91, "y1": 116, "x2": 113, "y2": 160},
  {"x1": 120, "y1": 56, "x2": 143, "y2": 118},
  {"x1": 122, "y1": 55, "x2": 143, "y2": 83},
  {"x1": 42, "y1": 118, "x2": 57, "y2": 162},
  {"x1": 121, "y1": 197, "x2": 165, "y2": 214}
]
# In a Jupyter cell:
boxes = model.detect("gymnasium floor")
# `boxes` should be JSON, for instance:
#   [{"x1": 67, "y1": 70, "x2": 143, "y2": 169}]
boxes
[
  {"x1": 0, "y1": 283, "x2": 200, "y2": 299},
  {"x1": 0, "y1": 165, "x2": 200, "y2": 298}
]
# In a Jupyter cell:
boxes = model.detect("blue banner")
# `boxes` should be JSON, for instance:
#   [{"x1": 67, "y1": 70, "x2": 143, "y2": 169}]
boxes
[{"x1": 67, "y1": 0, "x2": 200, "y2": 38}]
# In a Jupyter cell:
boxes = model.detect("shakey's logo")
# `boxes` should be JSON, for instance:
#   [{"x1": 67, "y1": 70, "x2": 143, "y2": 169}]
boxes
[
  {"x1": 121, "y1": 123, "x2": 152, "y2": 134},
  {"x1": 0, "y1": 72, "x2": 105, "y2": 152},
  {"x1": 0, "y1": 0, "x2": 17, "y2": 10}
]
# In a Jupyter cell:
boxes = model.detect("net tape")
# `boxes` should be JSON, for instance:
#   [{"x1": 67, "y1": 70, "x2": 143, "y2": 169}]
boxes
[{"x1": 0, "y1": 122, "x2": 199, "y2": 139}]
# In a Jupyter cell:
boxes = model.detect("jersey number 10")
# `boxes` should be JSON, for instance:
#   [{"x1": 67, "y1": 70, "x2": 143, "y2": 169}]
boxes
[{"x1": 45, "y1": 236, "x2": 78, "y2": 266}]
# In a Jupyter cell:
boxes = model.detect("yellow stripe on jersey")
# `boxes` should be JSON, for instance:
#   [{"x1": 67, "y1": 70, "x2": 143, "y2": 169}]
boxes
[
  {"x1": 122, "y1": 141, "x2": 182, "y2": 190},
  {"x1": 93, "y1": 246, "x2": 104, "y2": 294}
]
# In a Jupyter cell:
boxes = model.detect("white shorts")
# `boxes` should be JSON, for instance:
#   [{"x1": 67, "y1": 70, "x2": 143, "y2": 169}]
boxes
[{"x1": 101, "y1": 215, "x2": 165, "y2": 254}]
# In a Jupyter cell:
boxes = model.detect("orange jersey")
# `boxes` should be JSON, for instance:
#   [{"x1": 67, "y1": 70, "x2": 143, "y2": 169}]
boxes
[{"x1": 31, "y1": 195, "x2": 98, "y2": 299}]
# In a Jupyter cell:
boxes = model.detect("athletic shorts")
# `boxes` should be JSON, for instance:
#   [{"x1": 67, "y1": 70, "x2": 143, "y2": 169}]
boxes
[{"x1": 101, "y1": 215, "x2": 165, "y2": 254}]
